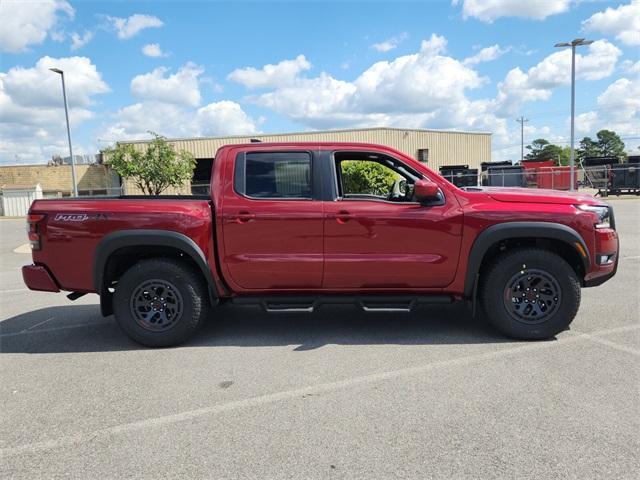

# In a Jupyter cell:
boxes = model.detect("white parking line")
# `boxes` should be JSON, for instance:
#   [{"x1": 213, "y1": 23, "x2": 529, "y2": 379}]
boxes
[
  {"x1": 0, "y1": 288, "x2": 30, "y2": 294},
  {"x1": 2, "y1": 323, "x2": 638, "y2": 458},
  {"x1": 573, "y1": 326, "x2": 640, "y2": 357},
  {"x1": 25, "y1": 316, "x2": 55, "y2": 331},
  {"x1": 0, "y1": 321, "x2": 113, "y2": 338}
]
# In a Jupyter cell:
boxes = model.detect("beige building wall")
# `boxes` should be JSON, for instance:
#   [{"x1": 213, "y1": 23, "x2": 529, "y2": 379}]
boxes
[
  {"x1": 0, "y1": 164, "x2": 117, "y2": 195},
  {"x1": 124, "y1": 127, "x2": 491, "y2": 173}
]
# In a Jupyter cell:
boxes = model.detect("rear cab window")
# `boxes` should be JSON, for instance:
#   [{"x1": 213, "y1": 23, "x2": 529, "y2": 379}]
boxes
[{"x1": 234, "y1": 152, "x2": 312, "y2": 199}]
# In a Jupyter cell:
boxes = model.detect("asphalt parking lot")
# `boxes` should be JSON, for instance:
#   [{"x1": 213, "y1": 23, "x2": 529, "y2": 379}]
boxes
[{"x1": 1, "y1": 199, "x2": 638, "y2": 479}]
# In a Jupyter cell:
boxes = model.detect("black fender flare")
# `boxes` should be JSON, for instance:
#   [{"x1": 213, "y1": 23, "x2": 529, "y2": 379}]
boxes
[
  {"x1": 94, "y1": 230, "x2": 219, "y2": 311},
  {"x1": 464, "y1": 221, "x2": 590, "y2": 299}
]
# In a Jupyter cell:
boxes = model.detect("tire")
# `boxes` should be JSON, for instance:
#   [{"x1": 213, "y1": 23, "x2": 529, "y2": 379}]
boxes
[
  {"x1": 479, "y1": 248, "x2": 581, "y2": 340},
  {"x1": 113, "y1": 258, "x2": 209, "y2": 347}
]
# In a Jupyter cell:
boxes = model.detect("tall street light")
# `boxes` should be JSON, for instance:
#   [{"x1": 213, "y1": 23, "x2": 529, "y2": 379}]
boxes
[
  {"x1": 49, "y1": 67, "x2": 78, "y2": 197},
  {"x1": 554, "y1": 38, "x2": 593, "y2": 191}
]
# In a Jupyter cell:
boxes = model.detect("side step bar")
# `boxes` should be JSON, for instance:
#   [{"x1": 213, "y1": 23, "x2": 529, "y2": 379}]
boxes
[{"x1": 231, "y1": 295, "x2": 453, "y2": 313}]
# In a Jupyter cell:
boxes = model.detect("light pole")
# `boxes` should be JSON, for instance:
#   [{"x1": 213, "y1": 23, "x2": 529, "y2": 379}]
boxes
[
  {"x1": 516, "y1": 116, "x2": 528, "y2": 162},
  {"x1": 554, "y1": 38, "x2": 593, "y2": 191},
  {"x1": 49, "y1": 67, "x2": 78, "y2": 197}
]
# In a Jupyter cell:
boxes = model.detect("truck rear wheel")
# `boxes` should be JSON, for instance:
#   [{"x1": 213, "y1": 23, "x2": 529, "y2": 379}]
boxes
[
  {"x1": 479, "y1": 248, "x2": 581, "y2": 340},
  {"x1": 113, "y1": 258, "x2": 209, "y2": 347}
]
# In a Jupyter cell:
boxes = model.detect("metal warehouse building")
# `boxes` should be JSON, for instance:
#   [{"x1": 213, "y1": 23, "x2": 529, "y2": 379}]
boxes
[{"x1": 122, "y1": 127, "x2": 491, "y2": 192}]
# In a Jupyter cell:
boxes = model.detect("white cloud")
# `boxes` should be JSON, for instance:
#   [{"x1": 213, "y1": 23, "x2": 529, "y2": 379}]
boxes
[
  {"x1": 142, "y1": 43, "x2": 166, "y2": 57},
  {"x1": 70, "y1": 30, "x2": 94, "y2": 51},
  {"x1": 495, "y1": 40, "x2": 621, "y2": 115},
  {"x1": 0, "y1": 56, "x2": 109, "y2": 164},
  {"x1": 371, "y1": 32, "x2": 408, "y2": 52},
  {"x1": 575, "y1": 111, "x2": 599, "y2": 135},
  {"x1": 453, "y1": 0, "x2": 573, "y2": 22},
  {"x1": 582, "y1": 0, "x2": 640, "y2": 46},
  {"x1": 576, "y1": 76, "x2": 640, "y2": 137},
  {"x1": 1, "y1": 56, "x2": 109, "y2": 109},
  {"x1": 101, "y1": 100, "x2": 258, "y2": 142},
  {"x1": 419, "y1": 34, "x2": 448, "y2": 56},
  {"x1": 107, "y1": 14, "x2": 163, "y2": 40},
  {"x1": 130, "y1": 63, "x2": 203, "y2": 107},
  {"x1": 242, "y1": 34, "x2": 485, "y2": 129},
  {"x1": 463, "y1": 44, "x2": 509, "y2": 65},
  {"x1": 228, "y1": 34, "x2": 631, "y2": 162},
  {"x1": 228, "y1": 55, "x2": 311, "y2": 89},
  {"x1": 254, "y1": 74, "x2": 357, "y2": 127},
  {"x1": 196, "y1": 101, "x2": 260, "y2": 136},
  {"x1": 353, "y1": 35, "x2": 483, "y2": 113},
  {"x1": 622, "y1": 60, "x2": 640, "y2": 74},
  {"x1": 0, "y1": 0, "x2": 74, "y2": 53}
]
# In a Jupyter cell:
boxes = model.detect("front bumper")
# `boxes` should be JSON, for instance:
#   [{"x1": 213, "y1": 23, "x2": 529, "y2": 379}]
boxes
[{"x1": 22, "y1": 265, "x2": 60, "y2": 292}]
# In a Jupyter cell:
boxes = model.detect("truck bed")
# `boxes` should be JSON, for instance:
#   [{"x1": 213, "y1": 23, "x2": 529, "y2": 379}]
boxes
[{"x1": 28, "y1": 196, "x2": 215, "y2": 292}]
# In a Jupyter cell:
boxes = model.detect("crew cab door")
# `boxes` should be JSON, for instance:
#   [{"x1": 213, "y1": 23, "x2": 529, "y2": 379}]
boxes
[
  {"x1": 220, "y1": 149, "x2": 323, "y2": 290},
  {"x1": 322, "y1": 150, "x2": 463, "y2": 289}
]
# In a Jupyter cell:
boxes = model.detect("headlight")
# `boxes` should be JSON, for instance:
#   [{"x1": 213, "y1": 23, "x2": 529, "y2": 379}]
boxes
[{"x1": 577, "y1": 204, "x2": 611, "y2": 229}]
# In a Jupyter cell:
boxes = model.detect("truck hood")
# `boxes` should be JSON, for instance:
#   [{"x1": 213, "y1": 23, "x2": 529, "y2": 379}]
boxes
[{"x1": 463, "y1": 187, "x2": 603, "y2": 205}]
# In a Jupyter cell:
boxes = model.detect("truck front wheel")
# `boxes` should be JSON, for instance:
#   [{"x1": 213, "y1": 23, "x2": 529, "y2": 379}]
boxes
[
  {"x1": 479, "y1": 248, "x2": 581, "y2": 340},
  {"x1": 113, "y1": 258, "x2": 209, "y2": 347}
]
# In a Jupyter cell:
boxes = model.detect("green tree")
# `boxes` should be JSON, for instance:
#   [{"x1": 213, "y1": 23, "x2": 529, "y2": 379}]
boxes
[
  {"x1": 104, "y1": 133, "x2": 196, "y2": 195},
  {"x1": 576, "y1": 137, "x2": 599, "y2": 164},
  {"x1": 525, "y1": 138, "x2": 564, "y2": 164},
  {"x1": 525, "y1": 139, "x2": 550, "y2": 160},
  {"x1": 596, "y1": 129, "x2": 625, "y2": 159},
  {"x1": 576, "y1": 131, "x2": 626, "y2": 164},
  {"x1": 341, "y1": 160, "x2": 398, "y2": 196},
  {"x1": 557, "y1": 146, "x2": 571, "y2": 166}
]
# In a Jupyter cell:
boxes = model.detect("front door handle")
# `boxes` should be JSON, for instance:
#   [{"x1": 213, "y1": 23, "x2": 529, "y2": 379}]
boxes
[{"x1": 331, "y1": 210, "x2": 354, "y2": 224}]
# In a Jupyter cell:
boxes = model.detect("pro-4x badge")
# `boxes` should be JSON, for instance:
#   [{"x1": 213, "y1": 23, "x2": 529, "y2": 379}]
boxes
[
  {"x1": 54, "y1": 213, "x2": 89, "y2": 222},
  {"x1": 54, "y1": 213, "x2": 108, "y2": 221}
]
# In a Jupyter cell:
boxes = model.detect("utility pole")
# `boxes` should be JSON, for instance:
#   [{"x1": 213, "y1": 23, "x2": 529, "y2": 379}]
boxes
[
  {"x1": 554, "y1": 38, "x2": 593, "y2": 191},
  {"x1": 49, "y1": 67, "x2": 78, "y2": 197},
  {"x1": 516, "y1": 116, "x2": 529, "y2": 162}
]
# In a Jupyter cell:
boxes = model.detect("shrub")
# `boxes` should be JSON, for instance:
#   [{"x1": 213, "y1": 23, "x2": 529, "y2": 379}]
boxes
[{"x1": 341, "y1": 161, "x2": 398, "y2": 196}]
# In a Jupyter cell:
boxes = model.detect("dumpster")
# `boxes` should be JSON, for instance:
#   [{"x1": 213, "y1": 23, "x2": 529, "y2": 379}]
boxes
[
  {"x1": 480, "y1": 161, "x2": 512, "y2": 172},
  {"x1": 610, "y1": 164, "x2": 640, "y2": 195},
  {"x1": 536, "y1": 166, "x2": 578, "y2": 191},
  {"x1": 521, "y1": 160, "x2": 555, "y2": 187},
  {"x1": 483, "y1": 165, "x2": 525, "y2": 187},
  {"x1": 583, "y1": 156, "x2": 620, "y2": 195},
  {"x1": 439, "y1": 165, "x2": 478, "y2": 187}
]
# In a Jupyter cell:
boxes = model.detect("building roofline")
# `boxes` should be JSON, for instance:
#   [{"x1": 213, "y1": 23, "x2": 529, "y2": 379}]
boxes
[{"x1": 118, "y1": 126, "x2": 492, "y2": 145}]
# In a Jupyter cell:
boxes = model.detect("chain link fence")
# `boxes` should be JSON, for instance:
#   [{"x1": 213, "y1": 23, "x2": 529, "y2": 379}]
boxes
[{"x1": 440, "y1": 165, "x2": 640, "y2": 197}]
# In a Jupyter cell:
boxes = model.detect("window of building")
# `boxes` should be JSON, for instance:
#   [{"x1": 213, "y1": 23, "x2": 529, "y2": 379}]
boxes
[
  {"x1": 235, "y1": 152, "x2": 312, "y2": 199},
  {"x1": 418, "y1": 148, "x2": 429, "y2": 163}
]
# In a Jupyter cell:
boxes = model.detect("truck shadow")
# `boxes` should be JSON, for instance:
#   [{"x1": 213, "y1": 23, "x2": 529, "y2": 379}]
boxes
[{"x1": 0, "y1": 302, "x2": 513, "y2": 354}]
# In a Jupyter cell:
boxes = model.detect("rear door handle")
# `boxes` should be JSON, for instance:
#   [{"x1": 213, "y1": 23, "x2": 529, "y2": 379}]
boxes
[{"x1": 232, "y1": 211, "x2": 255, "y2": 223}]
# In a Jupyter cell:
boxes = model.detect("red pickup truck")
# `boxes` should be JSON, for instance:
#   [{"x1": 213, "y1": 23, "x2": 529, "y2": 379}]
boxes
[{"x1": 22, "y1": 142, "x2": 619, "y2": 346}]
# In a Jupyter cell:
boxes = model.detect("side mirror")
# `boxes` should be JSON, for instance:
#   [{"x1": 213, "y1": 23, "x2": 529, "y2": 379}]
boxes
[{"x1": 414, "y1": 179, "x2": 441, "y2": 202}]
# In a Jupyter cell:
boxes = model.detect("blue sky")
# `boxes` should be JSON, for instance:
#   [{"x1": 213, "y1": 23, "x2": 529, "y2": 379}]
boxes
[{"x1": 1, "y1": 0, "x2": 638, "y2": 164}]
